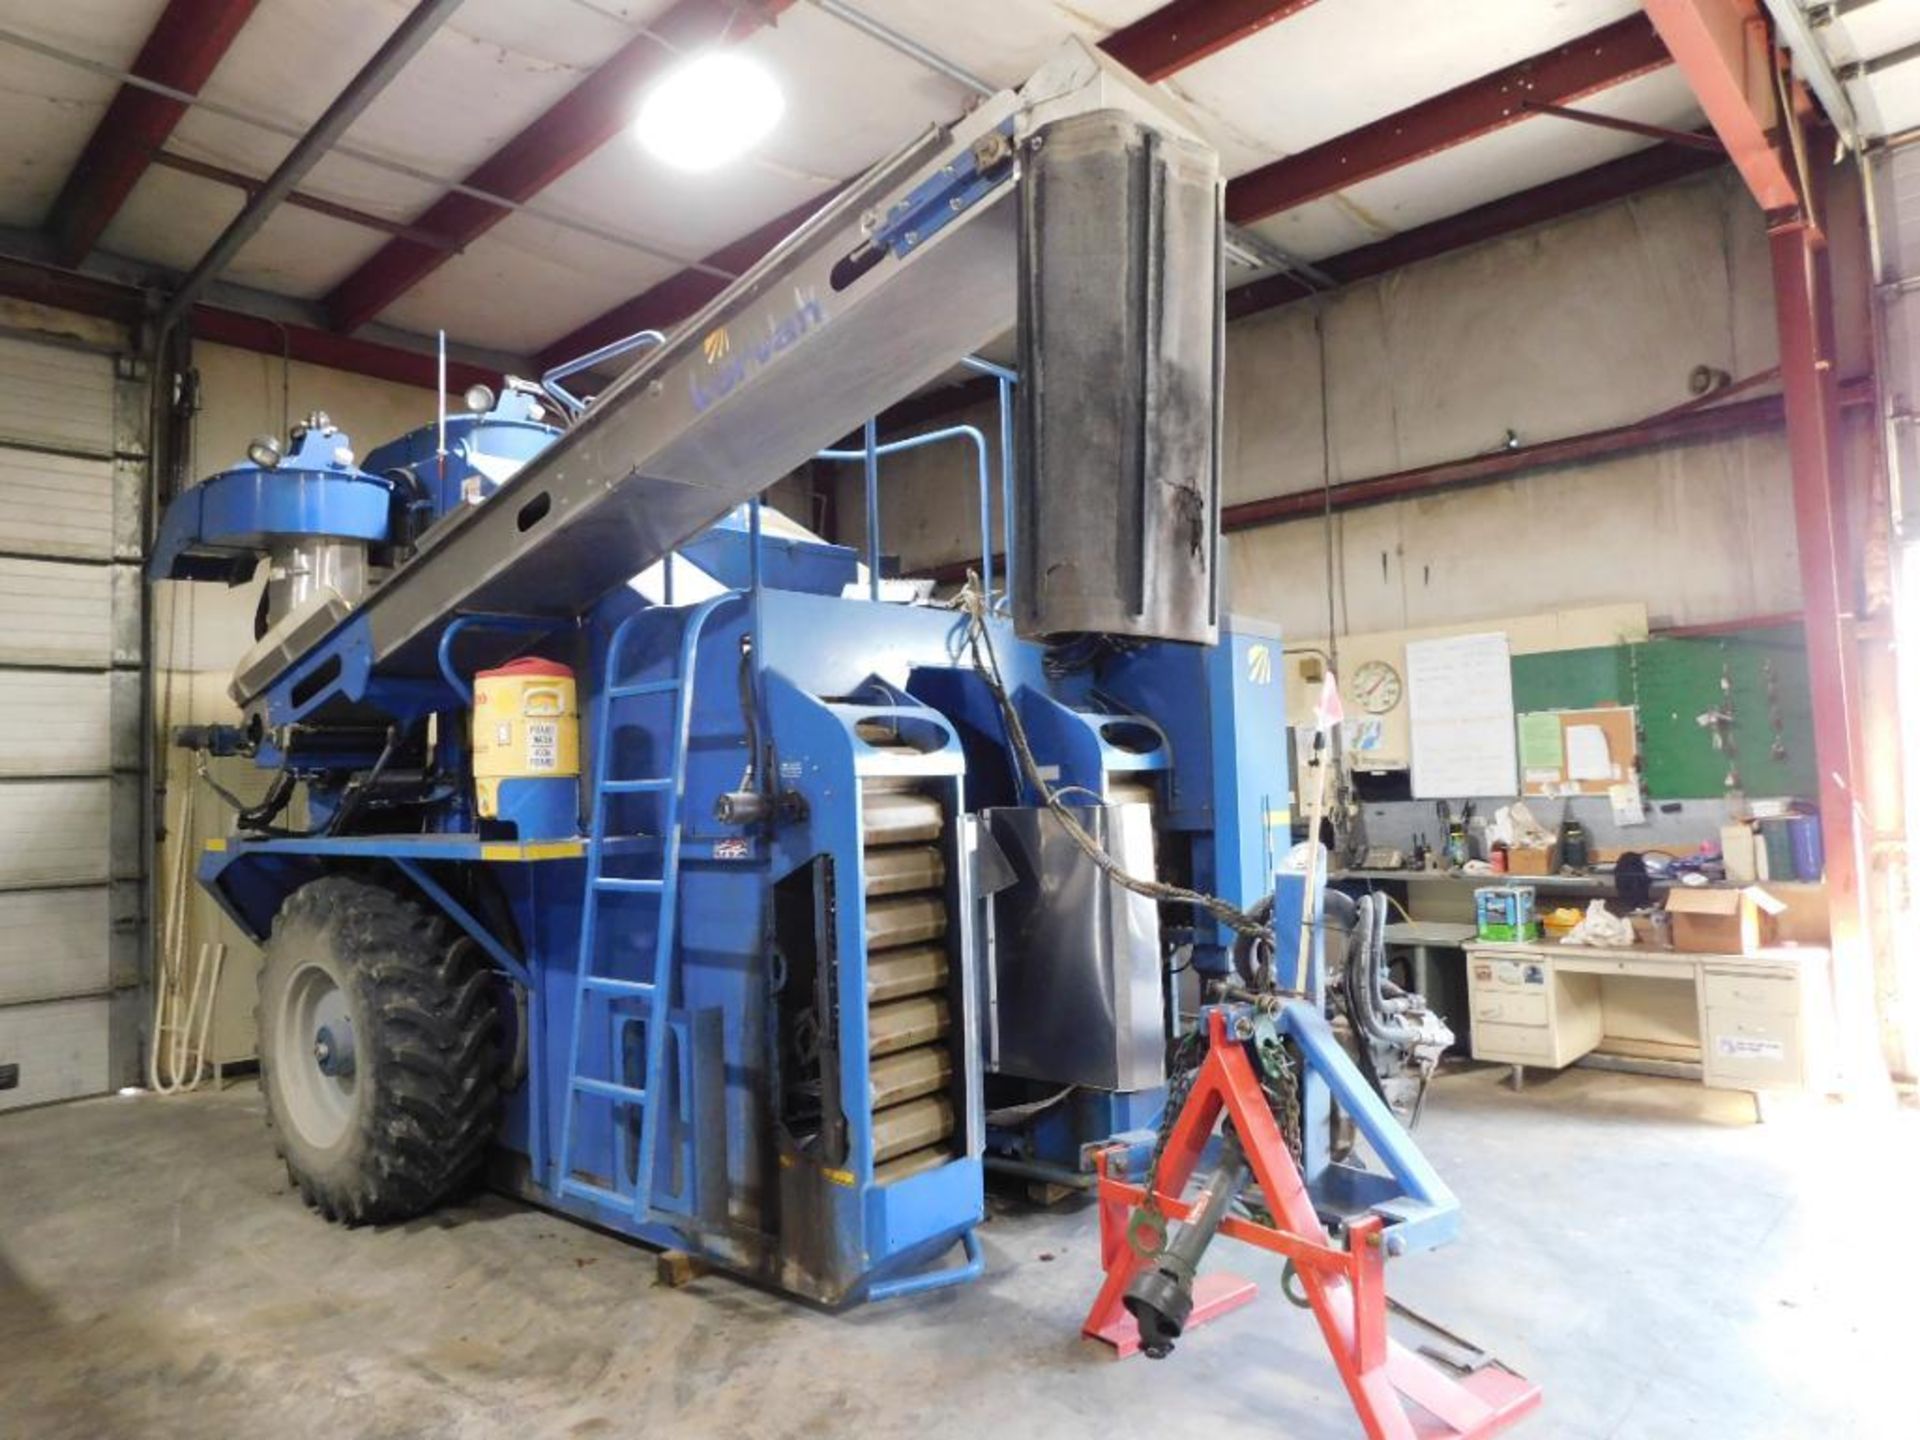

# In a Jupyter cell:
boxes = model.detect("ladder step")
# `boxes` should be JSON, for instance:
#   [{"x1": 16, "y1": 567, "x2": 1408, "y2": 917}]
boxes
[
  {"x1": 610, "y1": 679, "x2": 682, "y2": 699},
  {"x1": 559, "y1": 1175, "x2": 631, "y2": 1208},
  {"x1": 594, "y1": 876, "x2": 665, "y2": 894},
  {"x1": 581, "y1": 975, "x2": 657, "y2": 998},
  {"x1": 572, "y1": 1076, "x2": 648, "y2": 1104},
  {"x1": 602, "y1": 778, "x2": 674, "y2": 794}
]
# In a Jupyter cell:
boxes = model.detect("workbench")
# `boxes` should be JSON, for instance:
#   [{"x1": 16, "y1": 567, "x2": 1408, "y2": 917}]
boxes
[
  {"x1": 1345, "y1": 869, "x2": 1633, "y2": 1057},
  {"x1": 1462, "y1": 939, "x2": 1834, "y2": 1115}
]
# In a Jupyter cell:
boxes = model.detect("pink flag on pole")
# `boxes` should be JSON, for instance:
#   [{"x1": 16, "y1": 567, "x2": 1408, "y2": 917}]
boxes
[{"x1": 1314, "y1": 672, "x2": 1344, "y2": 733}]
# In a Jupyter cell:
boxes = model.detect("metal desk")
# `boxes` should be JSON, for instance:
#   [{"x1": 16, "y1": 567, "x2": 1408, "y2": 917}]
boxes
[{"x1": 1463, "y1": 940, "x2": 1834, "y2": 1116}]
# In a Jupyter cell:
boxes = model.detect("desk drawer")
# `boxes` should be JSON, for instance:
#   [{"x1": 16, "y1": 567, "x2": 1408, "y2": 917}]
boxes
[
  {"x1": 1704, "y1": 1007, "x2": 1801, "y2": 1089},
  {"x1": 1473, "y1": 992, "x2": 1548, "y2": 1027},
  {"x1": 1469, "y1": 958, "x2": 1549, "y2": 992},
  {"x1": 1473, "y1": 1021, "x2": 1555, "y2": 1064},
  {"x1": 1562, "y1": 956, "x2": 1691, "y2": 980},
  {"x1": 1702, "y1": 970, "x2": 1799, "y2": 1015}
]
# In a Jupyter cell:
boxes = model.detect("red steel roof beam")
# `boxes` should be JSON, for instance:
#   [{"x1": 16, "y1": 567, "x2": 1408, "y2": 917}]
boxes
[
  {"x1": 1099, "y1": 0, "x2": 1322, "y2": 83},
  {"x1": 1226, "y1": 139, "x2": 1726, "y2": 320},
  {"x1": 1641, "y1": 0, "x2": 1799, "y2": 212},
  {"x1": 324, "y1": 0, "x2": 794, "y2": 334},
  {"x1": 914, "y1": 379, "x2": 1872, "y2": 582},
  {"x1": 1224, "y1": 14, "x2": 1672, "y2": 225},
  {"x1": 538, "y1": 0, "x2": 1328, "y2": 377},
  {"x1": 46, "y1": 0, "x2": 262, "y2": 267},
  {"x1": 191, "y1": 306, "x2": 497, "y2": 392},
  {"x1": 0, "y1": 251, "x2": 495, "y2": 392}
]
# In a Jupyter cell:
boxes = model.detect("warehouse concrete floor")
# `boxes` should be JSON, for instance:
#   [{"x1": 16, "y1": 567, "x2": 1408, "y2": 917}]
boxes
[{"x1": 2, "y1": 1066, "x2": 1913, "y2": 1440}]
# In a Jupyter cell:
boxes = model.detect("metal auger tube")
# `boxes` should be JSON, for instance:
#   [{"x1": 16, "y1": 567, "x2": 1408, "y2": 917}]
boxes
[{"x1": 1122, "y1": 1133, "x2": 1251, "y2": 1358}]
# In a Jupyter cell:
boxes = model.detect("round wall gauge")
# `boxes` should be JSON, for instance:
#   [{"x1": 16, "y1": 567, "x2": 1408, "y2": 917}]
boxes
[{"x1": 1351, "y1": 659, "x2": 1403, "y2": 715}]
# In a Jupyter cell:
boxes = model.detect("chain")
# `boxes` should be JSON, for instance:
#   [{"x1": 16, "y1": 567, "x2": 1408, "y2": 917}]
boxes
[
  {"x1": 1138, "y1": 1028, "x2": 1208, "y2": 1220},
  {"x1": 1134, "y1": 1019, "x2": 1303, "y2": 1250},
  {"x1": 1254, "y1": 1016, "x2": 1304, "y2": 1168}
]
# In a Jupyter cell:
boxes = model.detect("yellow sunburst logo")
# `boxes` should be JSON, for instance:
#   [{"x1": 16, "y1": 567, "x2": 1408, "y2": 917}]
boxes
[
  {"x1": 702, "y1": 327, "x2": 730, "y2": 364},
  {"x1": 1246, "y1": 644, "x2": 1272, "y2": 685}
]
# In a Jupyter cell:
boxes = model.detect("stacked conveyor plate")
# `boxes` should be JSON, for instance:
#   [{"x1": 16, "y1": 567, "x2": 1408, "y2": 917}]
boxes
[{"x1": 860, "y1": 778, "x2": 958, "y2": 1184}]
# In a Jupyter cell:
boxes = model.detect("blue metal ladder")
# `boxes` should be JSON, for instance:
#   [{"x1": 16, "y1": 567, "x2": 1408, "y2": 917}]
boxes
[{"x1": 555, "y1": 594, "x2": 736, "y2": 1218}]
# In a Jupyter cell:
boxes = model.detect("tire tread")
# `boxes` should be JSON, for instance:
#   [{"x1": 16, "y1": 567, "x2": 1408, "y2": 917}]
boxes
[{"x1": 259, "y1": 876, "x2": 501, "y2": 1226}]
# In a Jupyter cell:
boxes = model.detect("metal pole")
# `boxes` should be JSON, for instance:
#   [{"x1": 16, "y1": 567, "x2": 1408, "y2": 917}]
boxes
[
  {"x1": 864, "y1": 417, "x2": 881, "y2": 601},
  {"x1": 996, "y1": 374, "x2": 1015, "y2": 613},
  {"x1": 808, "y1": 0, "x2": 995, "y2": 96},
  {"x1": 436, "y1": 329, "x2": 448, "y2": 497},
  {"x1": 152, "y1": 0, "x2": 466, "y2": 341},
  {"x1": 973, "y1": 430, "x2": 993, "y2": 605},
  {"x1": 1758, "y1": 0, "x2": 1862, "y2": 152},
  {"x1": 748, "y1": 497, "x2": 764, "y2": 597}
]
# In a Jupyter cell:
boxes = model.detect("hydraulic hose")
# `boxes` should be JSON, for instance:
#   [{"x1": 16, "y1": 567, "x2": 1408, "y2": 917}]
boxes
[
  {"x1": 1347, "y1": 892, "x2": 1422, "y2": 1048},
  {"x1": 957, "y1": 578, "x2": 1276, "y2": 947}
]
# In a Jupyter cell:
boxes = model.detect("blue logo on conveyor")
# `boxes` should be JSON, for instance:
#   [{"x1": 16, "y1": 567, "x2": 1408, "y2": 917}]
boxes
[{"x1": 691, "y1": 289, "x2": 826, "y2": 413}]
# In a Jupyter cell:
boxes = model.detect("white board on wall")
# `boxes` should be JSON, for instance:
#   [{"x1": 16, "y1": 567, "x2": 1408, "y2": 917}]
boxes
[{"x1": 1406, "y1": 631, "x2": 1517, "y2": 798}]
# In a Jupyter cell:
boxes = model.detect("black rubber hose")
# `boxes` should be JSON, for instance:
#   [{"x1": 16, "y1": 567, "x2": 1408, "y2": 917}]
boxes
[
  {"x1": 324, "y1": 726, "x2": 401, "y2": 837},
  {"x1": 1232, "y1": 886, "x2": 1364, "y2": 994},
  {"x1": 1349, "y1": 893, "x2": 1420, "y2": 1048},
  {"x1": 1230, "y1": 892, "x2": 1276, "y2": 989}
]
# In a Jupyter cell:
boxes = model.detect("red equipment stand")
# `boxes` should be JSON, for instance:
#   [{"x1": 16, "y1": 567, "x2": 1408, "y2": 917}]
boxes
[{"x1": 1082, "y1": 1010, "x2": 1541, "y2": 1440}]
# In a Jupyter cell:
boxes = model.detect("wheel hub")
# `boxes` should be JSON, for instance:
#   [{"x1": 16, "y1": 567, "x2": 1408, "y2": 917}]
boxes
[
  {"x1": 313, "y1": 1019, "x2": 355, "y2": 1077},
  {"x1": 276, "y1": 962, "x2": 358, "y2": 1148}
]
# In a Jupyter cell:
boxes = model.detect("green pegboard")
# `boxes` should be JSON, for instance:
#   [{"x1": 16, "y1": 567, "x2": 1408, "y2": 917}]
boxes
[
  {"x1": 1508, "y1": 627, "x2": 1815, "y2": 800},
  {"x1": 1630, "y1": 628, "x2": 1816, "y2": 800},
  {"x1": 1511, "y1": 646, "x2": 1635, "y2": 713}
]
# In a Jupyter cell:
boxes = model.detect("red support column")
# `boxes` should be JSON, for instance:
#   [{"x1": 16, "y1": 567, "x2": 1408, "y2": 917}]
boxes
[
  {"x1": 1651, "y1": 0, "x2": 1896, "y2": 1087},
  {"x1": 1770, "y1": 215, "x2": 1885, "y2": 1089},
  {"x1": 1642, "y1": 0, "x2": 1798, "y2": 210}
]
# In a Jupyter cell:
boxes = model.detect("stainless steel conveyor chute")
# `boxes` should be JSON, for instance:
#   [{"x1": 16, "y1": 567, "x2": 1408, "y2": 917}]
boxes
[{"x1": 253, "y1": 37, "x2": 1226, "y2": 708}]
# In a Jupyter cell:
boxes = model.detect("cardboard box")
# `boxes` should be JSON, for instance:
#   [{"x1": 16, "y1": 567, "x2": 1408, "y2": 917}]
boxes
[
  {"x1": 1505, "y1": 843, "x2": 1560, "y2": 876},
  {"x1": 1665, "y1": 885, "x2": 1787, "y2": 955},
  {"x1": 1629, "y1": 911, "x2": 1675, "y2": 949},
  {"x1": 1767, "y1": 881, "x2": 1830, "y2": 946}
]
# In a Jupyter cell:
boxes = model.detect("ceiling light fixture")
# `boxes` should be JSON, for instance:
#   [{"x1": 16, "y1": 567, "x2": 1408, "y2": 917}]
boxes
[{"x1": 634, "y1": 51, "x2": 785, "y2": 172}]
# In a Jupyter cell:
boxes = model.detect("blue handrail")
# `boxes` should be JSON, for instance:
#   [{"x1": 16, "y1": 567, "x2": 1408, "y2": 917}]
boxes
[
  {"x1": 959, "y1": 360, "x2": 1017, "y2": 596},
  {"x1": 435, "y1": 614, "x2": 564, "y2": 706},
  {"x1": 813, "y1": 354, "x2": 1017, "y2": 610},
  {"x1": 958, "y1": 354, "x2": 1016, "y2": 382},
  {"x1": 818, "y1": 423, "x2": 999, "y2": 605},
  {"x1": 541, "y1": 328, "x2": 666, "y2": 416}
]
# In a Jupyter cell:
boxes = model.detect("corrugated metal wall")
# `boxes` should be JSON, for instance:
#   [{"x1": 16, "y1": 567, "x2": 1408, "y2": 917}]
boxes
[{"x1": 0, "y1": 330, "x2": 147, "y2": 1111}]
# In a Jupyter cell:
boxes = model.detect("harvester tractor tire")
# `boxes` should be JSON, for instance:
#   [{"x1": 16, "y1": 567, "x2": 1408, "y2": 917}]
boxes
[{"x1": 258, "y1": 875, "x2": 502, "y2": 1224}]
